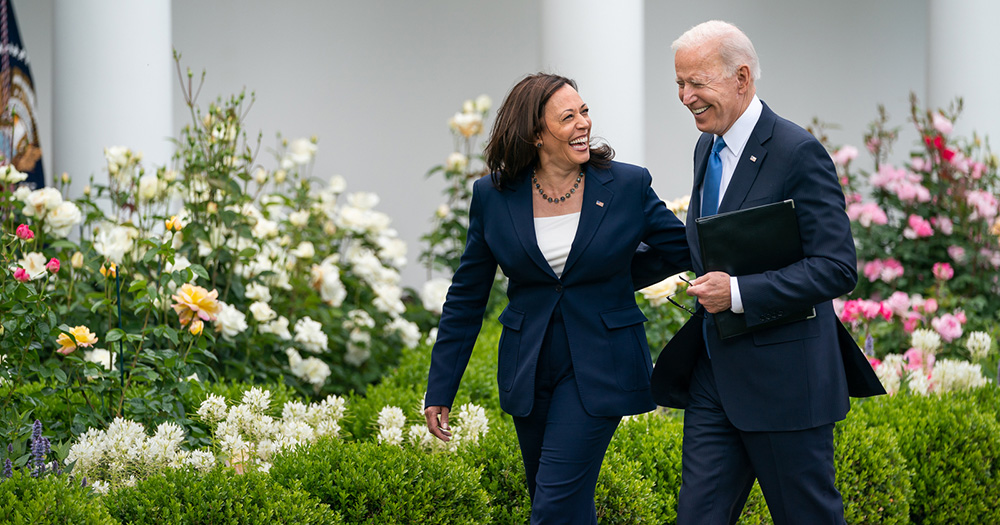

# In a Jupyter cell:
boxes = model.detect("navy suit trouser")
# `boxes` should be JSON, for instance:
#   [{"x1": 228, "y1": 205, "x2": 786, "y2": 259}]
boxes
[
  {"x1": 512, "y1": 304, "x2": 621, "y2": 525},
  {"x1": 677, "y1": 350, "x2": 845, "y2": 525}
]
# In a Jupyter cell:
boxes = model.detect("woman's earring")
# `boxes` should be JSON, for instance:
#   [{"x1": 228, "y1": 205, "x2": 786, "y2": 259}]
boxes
[{"x1": 536, "y1": 142, "x2": 542, "y2": 148}]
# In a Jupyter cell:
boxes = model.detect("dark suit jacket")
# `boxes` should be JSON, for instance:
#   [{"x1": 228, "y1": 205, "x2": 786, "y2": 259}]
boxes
[
  {"x1": 425, "y1": 161, "x2": 690, "y2": 418},
  {"x1": 654, "y1": 102, "x2": 862, "y2": 432}
]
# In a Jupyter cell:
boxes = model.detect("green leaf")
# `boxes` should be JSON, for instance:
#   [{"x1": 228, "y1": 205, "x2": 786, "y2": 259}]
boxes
[
  {"x1": 105, "y1": 328, "x2": 125, "y2": 343},
  {"x1": 190, "y1": 264, "x2": 210, "y2": 281}
]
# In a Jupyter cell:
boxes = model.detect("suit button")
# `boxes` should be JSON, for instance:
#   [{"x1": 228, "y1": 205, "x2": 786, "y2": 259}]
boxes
[{"x1": 554, "y1": 284, "x2": 563, "y2": 293}]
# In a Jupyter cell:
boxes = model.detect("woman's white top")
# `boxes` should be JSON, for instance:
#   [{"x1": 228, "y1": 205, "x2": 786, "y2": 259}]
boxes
[{"x1": 534, "y1": 212, "x2": 581, "y2": 278}]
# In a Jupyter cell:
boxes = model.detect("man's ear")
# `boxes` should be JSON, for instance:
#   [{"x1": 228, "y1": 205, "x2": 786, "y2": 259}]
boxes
[{"x1": 736, "y1": 65, "x2": 751, "y2": 93}]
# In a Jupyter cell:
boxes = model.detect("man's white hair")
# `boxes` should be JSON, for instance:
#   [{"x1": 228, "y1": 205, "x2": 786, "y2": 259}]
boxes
[{"x1": 671, "y1": 20, "x2": 761, "y2": 81}]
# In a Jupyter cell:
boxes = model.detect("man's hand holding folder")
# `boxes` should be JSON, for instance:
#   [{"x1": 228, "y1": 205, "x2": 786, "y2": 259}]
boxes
[{"x1": 693, "y1": 199, "x2": 816, "y2": 339}]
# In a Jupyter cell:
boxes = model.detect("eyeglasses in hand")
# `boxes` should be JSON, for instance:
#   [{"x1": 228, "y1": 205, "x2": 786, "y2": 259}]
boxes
[{"x1": 665, "y1": 274, "x2": 703, "y2": 318}]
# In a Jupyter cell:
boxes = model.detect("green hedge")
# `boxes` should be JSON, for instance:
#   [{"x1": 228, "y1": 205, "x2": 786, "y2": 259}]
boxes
[
  {"x1": 0, "y1": 471, "x2": 116, "y2": 524},
  {"x1": 269, "y1": 437, "x2": 491, "y2": 524},
  {"x1": 104, "y1": 466, "x2": 339, "y2": 524},
  {"x1": 852, "y1": 393, "x2": 1000, "y2": 524}
]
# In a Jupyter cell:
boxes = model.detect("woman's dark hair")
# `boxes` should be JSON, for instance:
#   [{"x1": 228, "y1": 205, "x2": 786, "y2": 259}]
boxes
[{"x1": 484, "y1": 73, "x2": 614, "y2": 190}]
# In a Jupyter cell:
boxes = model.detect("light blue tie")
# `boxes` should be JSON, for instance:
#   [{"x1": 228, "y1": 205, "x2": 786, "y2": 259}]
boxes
[{"x1": 702, "y1": 137, "x2": 726, "y2": 217}]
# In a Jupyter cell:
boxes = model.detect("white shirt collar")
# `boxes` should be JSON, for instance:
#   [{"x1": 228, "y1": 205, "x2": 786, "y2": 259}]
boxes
[{"x1": 719, "y1": 95, "x2": 762, "y2": 159}]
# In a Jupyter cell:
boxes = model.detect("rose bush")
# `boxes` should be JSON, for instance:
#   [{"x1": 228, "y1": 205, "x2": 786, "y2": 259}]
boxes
[
  {"x1": 821, "y1": 94, "x2": 998, "y2": 394},
  {"x1": 1, "y1": 55, "x2": 427, "y2": 445}
]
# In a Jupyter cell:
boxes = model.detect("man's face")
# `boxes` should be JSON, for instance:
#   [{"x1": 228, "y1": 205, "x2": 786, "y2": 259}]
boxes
[{"x1": 674, "y1": 41, "x2": 746, "y2": 137}]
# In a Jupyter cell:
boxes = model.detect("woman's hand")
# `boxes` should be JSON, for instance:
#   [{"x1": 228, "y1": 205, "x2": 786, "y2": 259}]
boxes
[{"x1": 424, "y1": 405, "x2": 453, "y2": 442}]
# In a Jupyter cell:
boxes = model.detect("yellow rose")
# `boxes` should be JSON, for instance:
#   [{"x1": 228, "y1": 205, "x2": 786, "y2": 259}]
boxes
[{"x1": 56, "y1": 326, "x2": 99, "y2": 355}]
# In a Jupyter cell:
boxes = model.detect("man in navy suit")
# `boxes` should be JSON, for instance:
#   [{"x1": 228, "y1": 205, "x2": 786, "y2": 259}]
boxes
[{"x1": 664, "y1": 21, "x2": 859, "y2": 523}]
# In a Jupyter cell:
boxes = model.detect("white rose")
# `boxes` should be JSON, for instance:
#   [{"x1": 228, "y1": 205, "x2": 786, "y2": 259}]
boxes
[
  {"x1": 289, "y1": 210, "x2": 310, "y2": 227},
  {"x1": 22, "y1": 187, "x2": 62, "y2": 218},
  {"x1": 249, "y1": 301, "x2": 277, "y2": 323},
  {"x1": 260, "y1": 316, "x2": 292, "y2": 340},
  {"x1": 475, "y1": 94, "x2": 492, "y2": 113},
  {"x1": 387, "y1": 318, "x2": 421, "y2": 349},
  {"x1": 164, "y1": 255, "x2": 192, "y2": 276},
  {"x1": 449, "y1": 112, "x2": 483, "y2": 138},
  {"x1": 18, "y1": 252, "x2": 48, "y2": 280},
  {"x1": 293, "y1": 316, "x2": 328, "y2": 353},
  {"x1": 83, "y1": 348, "x2": 116, "y2": 374},
  {"x1": 13, "y1": 185, "x2": 30, "y2": 202},
  {"x1": 252, "y1": 218, "x2": 279, "y2": 239},
  {"x1": 420, "y1": 278, "x2": 451, "y2": 315},
  {"x1": 94, "y1": 225, "x2": 136, "y2": 264},
  {"x1": 346, "y1": 192, "x2": 379, "y2": 211},
  {"x1": 446, "y1": 152, "x2": 468, "y2": 172},
  {"x1": 291, "y1": 241, "x2": 315, "y2": 260},
  {"x1": 215, "y1": 302, "x2": 248, "y2": 341},
  {"x1": 137, "y1": 174, "x2": 162, "y2": 202},
  {"x1": 253, "y1": 168, "x2": 268, "y2": 184},
  {"x1": 287, "y1": 138, "x2": 318, "y2": 165},
  {"x1": 328, "y1": 175, "x2": 347, "y2": 193},
  {"x1": 377, "y1": 236, "x2": 407, "y2": 269},
  {"x1": 44, "y1": 201, "x2": 83, "y2": 238},
  {"x1": 435, "y1": 203, "x2": 451, "y2": 219},
  {"x1": 245, "y1": 282, "x2": 272, "y2": 303},
  {"x1": 0, "y1": 165, "x2": 27, "y2": 184}
]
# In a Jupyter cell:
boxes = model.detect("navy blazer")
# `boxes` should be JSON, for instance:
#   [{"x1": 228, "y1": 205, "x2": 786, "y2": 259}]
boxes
[
  {"x1": 425, "y1": 161, "x2": 690, "y2": 418},
  {"x1": 659, "y1": 102, "x2": 859, "y2": 432}
]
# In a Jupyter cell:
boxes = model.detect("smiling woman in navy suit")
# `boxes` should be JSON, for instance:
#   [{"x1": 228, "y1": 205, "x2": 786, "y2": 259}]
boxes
[{"x1": 423, "y1": 73, "x2": 690, "y2": 523}]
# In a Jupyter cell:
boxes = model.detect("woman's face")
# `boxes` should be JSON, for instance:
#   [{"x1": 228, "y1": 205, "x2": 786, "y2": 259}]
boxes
[{"x1": 537, "y1": 84, "x2": 591, "y2": 173}]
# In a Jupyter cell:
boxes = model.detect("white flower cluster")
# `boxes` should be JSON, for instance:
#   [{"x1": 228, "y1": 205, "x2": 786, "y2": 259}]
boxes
[
  {"x1": 65, "y1": 417, "x2": 215, "y2": 493},
  {"x1": 910, "y1": 328, "x2": 942, "y2": 353},
  {"x1": 377, "y1": 402, "x2": 489, "y2": 453},
  {"x1": 874, "y1": 353, "x2": 990, "y2": 396},
  {"x1": 966, "y1": 331, "x2": 994, "y2": 360},
  {"x1": 197, "y1": 387, "x2": 347, "y2": 474},
  {"x1": 16, "y1": 187, "x2": 83, "y2": 239}
]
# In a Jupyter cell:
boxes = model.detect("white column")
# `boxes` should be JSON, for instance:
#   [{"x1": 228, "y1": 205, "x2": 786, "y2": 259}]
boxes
[
  {"x1": 53, "y1": 0, "x2": 172, "y2": 199},
  {"x1": 928, "y1": 0, "x2": 1000, "y2": 142},
  {"x1": 540, "y1": 0, "x2": 645, "y2": 166}
]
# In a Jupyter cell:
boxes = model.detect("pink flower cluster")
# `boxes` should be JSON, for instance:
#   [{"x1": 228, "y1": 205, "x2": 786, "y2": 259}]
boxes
[
  {"x1": 862, "y1": 258, "x2": 904, "y2": 283},
  {"x1": 831, "y1": 145, "x2": 859, "y2": 167},
  {"x1": 870, "y1": 164, "x2": 930, "y2": 203},
  {"x1": 838, "y1": 292, "x2": 967, "y2": 344},
  {"x1": 966, "y1": 190, "x2": 998, "y2": 221},
  {"x1": 846, "y1": 202, "x2": 888, "y2": 227},
  {"x1": 903, "y1": 214, "x2": 933, "y2": 239},
  {"x1": 838, "y1": 298, "x2": 892, "y2": 324}
]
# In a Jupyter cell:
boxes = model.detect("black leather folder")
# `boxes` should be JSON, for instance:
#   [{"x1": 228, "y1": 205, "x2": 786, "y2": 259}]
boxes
[{"x1": 695, "y1": 199, "x2": 816, "y2": 339}]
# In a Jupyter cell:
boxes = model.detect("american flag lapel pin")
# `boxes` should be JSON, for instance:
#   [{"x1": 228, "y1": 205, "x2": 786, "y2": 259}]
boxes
[
  {"x1": 750, "y1": 155, "x2": 757, "y2": 162},
  {"x1": 596, "y1": 200, "x2": 604, "y2": 207}
]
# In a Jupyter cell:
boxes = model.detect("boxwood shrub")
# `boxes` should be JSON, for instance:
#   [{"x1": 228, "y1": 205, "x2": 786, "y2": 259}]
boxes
[
  {"x1": 0, "y1": 471, "x2": 116, "y2": 524},
  {"x1": 852, "y1": 392, "x2": 1000, "y2": 524},
  {"x1": 103, "y1": 466, "x2": 338, "y2": 524},
  {"x1": 269, "y1": 437, "x2": 490, "y2": 524}
]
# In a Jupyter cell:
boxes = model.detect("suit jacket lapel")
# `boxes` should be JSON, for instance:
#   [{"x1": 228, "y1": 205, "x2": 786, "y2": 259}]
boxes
[
  {"x1": 505, "y1": 172, "x2": 558, "y2": 279},
  {"x1": 718, "y1": 103, "x2": 776, "y2": 213},
  {"x1": 562, "y1": 165, "x2": 613, "y2": 278}
]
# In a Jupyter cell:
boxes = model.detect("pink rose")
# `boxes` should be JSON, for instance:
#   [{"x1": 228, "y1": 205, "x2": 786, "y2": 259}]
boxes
[
  {"x1": 932, "y1": 113, "x2": 953, "y2": 135},
  {"x1": 910, "y1": 157, "x2": 930, "y2": 172},
  {"x1": 904, "y1": 215, "x2": 934, "y2": 239},
  {"x1": 880, "y1": 259, "x2": 905, "y2": 282},
  {"x1": 971, "y1": 162, "x2": 986, "y2": 180},
  {"x1": 866, "y1": 137, "x2": 881, "y2": 154},
  {"x1": 13, "y1": 268, "x2": 30, "y2": 282},
  {"x1": 967, "y1": 190, "x2": 998, "y2": 221},
  {"x1": 15, "y1": 224, "x2": 34, "y2": 241},
  {"x1": 831, "y1": 145, "x2": 859, "y2": 166},
  {"x1": 934, "y1": 216, "x2": 953, "y2": 235},
  {"x1": 868, "y1": 357, "x2": 882, "y2": 369},
  {"x1": 955, "y1": 310, "x2": 967, "y2": 324},
  {"x1": 904, "y1": 347, "x2": 934, "y2": 372},
  {"x1": 46, "y1": 258, "x2": 60, "y2": 274},
  {"x1": 931, "y1": 313, "x2": 963, "y2": 342},
  {"x1": 947, "y1": 245, "x2": 966, "y2": 263},
  {"x1": 847, "y1": 202, "x2": 888, "y2": 227},
  {"x1": 885, "y1": 291, "x2": 911, "y2": 316},
  {"x1": 932, "y1": 262, "x2": 954, "y2": 281},
  {"x1": 903, "y1": 314, "x2": 921, "y2": 333},
  {"x1": 923, "y1": 298, "x2": 939, "y2": 314},
  {"x1": 863, "y1": 260, "x2": 882, "y2": 282}
]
